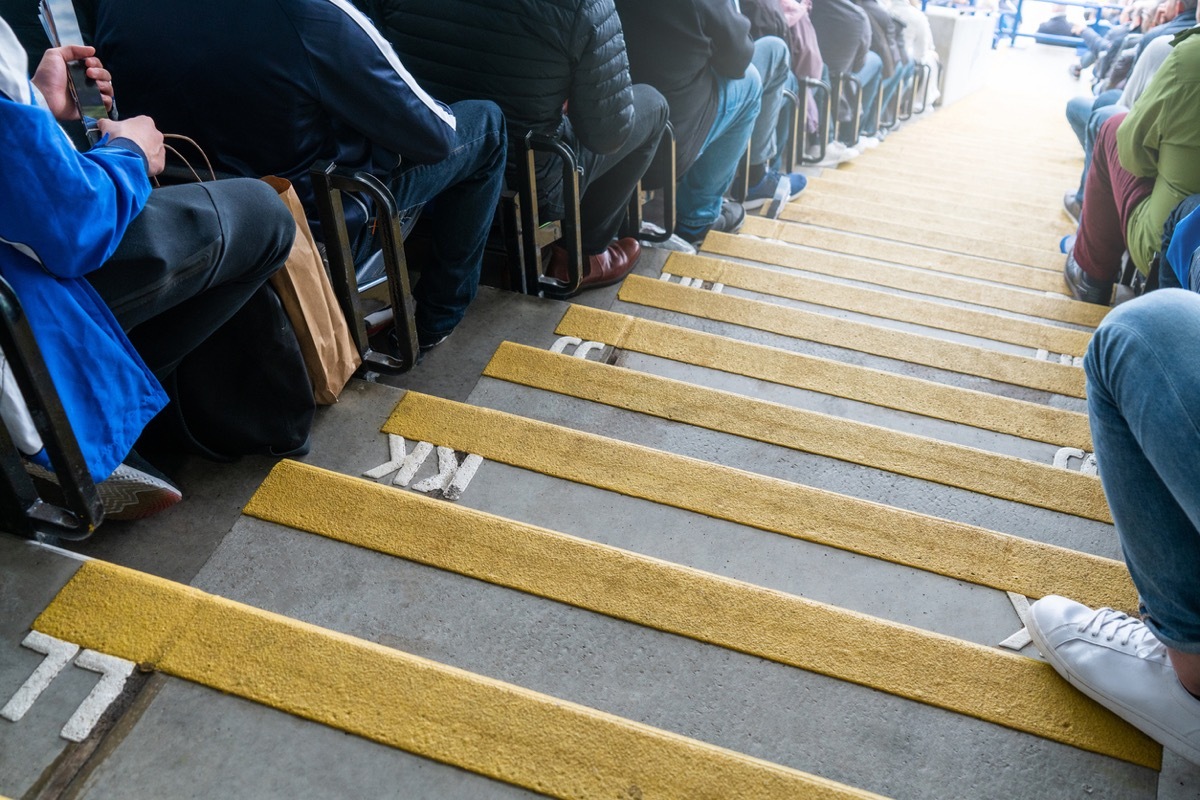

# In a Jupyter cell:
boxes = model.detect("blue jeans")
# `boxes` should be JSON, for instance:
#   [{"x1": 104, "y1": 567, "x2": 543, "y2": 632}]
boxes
[
  {"x1": 387, "y1": 99, "x2": 506, "y2": 344},
  {"x1": 676, "y1": 65, "x2": 763, "y2": 232},
  {"x1": 1084, "y1": 289, "x2": 1200, "y2": 653},
  {"x1": 849, "y1": 51, "x2": 882, "y2": 139},
  {"x1": 749, "y1": 36, "x2": 791, "y2": 168},
  {"x1": 1067, "y1": 89, "x2": 1122, "y2": 203},
  {"x1": 877, "y1": 61, "x2": 914, "y2": 124}
]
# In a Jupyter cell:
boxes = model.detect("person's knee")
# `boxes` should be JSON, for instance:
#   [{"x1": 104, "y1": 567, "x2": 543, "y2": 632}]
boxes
[
  {"x1": 1086, "y1": 289, "x2": 1199, "y2": 379},
  {"x1": 219, "y1": 179, "x2": 295, "y2": 279},
  {"x1": 752, "y1": 36, "x2": 791, "y2": 82},
  {"x1": 633, "y1": 84, "x2": 670, "y2": 134},
  {"x1": 449, "y1": 99, "x2": 508, "y2": 166}
]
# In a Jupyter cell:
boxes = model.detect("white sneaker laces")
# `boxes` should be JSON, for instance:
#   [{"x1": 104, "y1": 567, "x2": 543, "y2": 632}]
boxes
[{"x1": 1079, "y1": 607, "x2": 1162, "y2": 652}]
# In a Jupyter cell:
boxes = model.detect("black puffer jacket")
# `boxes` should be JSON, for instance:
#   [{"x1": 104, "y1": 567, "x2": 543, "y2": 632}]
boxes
[{"x1": 354, "y1": 0, "x2": 634, "y2": 203}]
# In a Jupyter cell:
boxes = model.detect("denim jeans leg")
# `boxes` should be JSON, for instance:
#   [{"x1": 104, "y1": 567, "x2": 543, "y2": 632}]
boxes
[
  {"x1": 1084, "y1": 289, "x2": 1200, "y2": 653},
  {"x1": 1065, "y1": 95, "x2": 1092, "y2": 147},
  {"x1": 386, "y1": 99, "x2": 507, "y2": 342},
  {"x1": 879, "y1": 61, "x2": 912, "y2": 123},
  {"x1": 749, "y1": 36, "x2": 791, "y2": 167},
  {"x1": 676, "y1": 66, "x2": 763, "y2": 231},
  {"x1": 771, "y1": 72, "x2": 801, "y2": 171},
  {"x1": 852, "y1": 51, "x2": 882, "y2": 137}
]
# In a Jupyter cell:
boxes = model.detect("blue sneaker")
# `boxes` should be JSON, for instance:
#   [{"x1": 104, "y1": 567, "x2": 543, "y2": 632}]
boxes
[{"x1": 743, "y1": 170, "x2": 807, "y2": 211}]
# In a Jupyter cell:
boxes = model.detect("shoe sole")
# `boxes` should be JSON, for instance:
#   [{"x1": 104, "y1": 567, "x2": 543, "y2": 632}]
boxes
[
  {"x1": 1028, "y1": 618, "x2": 1200, "y2": 765},
  {"x1": 26, "y1": 462, "x2": 182, "y2": 522}
]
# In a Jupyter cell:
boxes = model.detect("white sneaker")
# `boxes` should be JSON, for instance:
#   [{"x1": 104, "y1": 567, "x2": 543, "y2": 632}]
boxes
[
  {"x1": 857, "y1": 136, "x2": 881, "y2": 149},
  {"x1": 26, "y1": 454, "x2": 182, "y2": 523},
  {"x1": 1028, "y1": 595, "x2": 1200, "y2": 765},
  {"x1": 811, "y1": 141, "x2": 860, "y2": 167}
]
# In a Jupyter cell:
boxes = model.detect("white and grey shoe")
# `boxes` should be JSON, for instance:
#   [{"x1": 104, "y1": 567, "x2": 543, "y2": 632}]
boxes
[
  {"x1": 1028, "y1": 595, "x2": 1200, "y2": 765},
  {"x1": 26, "y1": 452, "x2": 182, "y2": 522}
]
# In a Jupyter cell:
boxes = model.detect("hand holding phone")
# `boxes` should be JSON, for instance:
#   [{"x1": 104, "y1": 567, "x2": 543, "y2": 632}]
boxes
[
  {"x1": 31, "y1": 46, "x2": 114, "y2": 125},
  {"x1": 96, "y1": 116, "x2": 166, "y2": 177}
]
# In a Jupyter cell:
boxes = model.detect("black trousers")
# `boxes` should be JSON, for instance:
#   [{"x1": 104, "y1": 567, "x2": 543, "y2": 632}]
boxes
[{"x1": 86, "y1": 178, "x2": 295, "y2": 378}]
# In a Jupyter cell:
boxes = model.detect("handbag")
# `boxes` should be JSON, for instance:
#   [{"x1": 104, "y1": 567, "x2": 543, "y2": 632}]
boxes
[{"x1": 262, "y1": 175, "x2": 362, "y2": 404}]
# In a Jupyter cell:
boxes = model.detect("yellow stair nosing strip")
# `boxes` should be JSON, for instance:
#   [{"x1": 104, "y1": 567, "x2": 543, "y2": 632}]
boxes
[
  {"x1": 617, "y1": 276, "x2": 1087, "y2": 399},
  {"x1": 381, "y1": 392, "x2": 1134, "y2": 613},
  {"x1": 843, "y1": 150, "x2": 1082, "y2": 183},
  {"x1": 714, "y1": 225, "x2": 1105, "y2": 328},
  {"x1": 777, "y1": 207, "x2": 1065, "y2": 272},
  {"x1": 812, "y1": 171, "x2": 1063, "y2": 215},
  {"x1": 831, "y1": 159, "x2": 1079, "y2": 196},
  {"x1": 555, "y1": 305, "x2": 1093, "y2": 450},
  {"x1": 241, "y1": 459, "x2": 1156, "y2": 768},
  {"x1": 815, "y1": 168, "x2": 1065, "y2": 209},
  {"x1": 36, "y1": 559, "x2": 887, "y2": 800},
  {"x1": 798, "y1": 176, "x2": 1065, "y2": 219},
  {"x1": 483, "y1": 342, "x2": 1110, "y2": 522},
  {"x1": 665, "y1": 252, "x2": 1092, "y2": 357}
]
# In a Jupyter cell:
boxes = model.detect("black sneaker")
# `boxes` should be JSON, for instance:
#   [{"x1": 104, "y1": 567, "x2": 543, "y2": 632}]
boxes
[
  {"x1": 1063, "y1": 252, "x2": 1113, "y2": 305},
  {"x1": 1063, "y1": 190, "x2": 1082, "y2": 225},
  {"x1": 26, "y1": 451, "x2": 182, "y2": 522},
  {"x1": 711, "y1": 200, "x2": 746, "y2": 235}
]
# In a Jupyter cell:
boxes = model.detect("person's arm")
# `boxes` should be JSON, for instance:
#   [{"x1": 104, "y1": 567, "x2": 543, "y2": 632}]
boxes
[
  {"x1": 1116, "y1": 46, "x2": 1174, "y2": 178},
  {"x1": 297, "y1": 0, "x2": 456, "y2": 167},
  {"x1": 567, "y1": 0, "x2": 635, "y2": 156},
  {"x1": 0, "y1": 100, "x2": 151, "y2": 278},
  {"x1": 701, "y1": 0, "x2": 756, "y2": 78}
]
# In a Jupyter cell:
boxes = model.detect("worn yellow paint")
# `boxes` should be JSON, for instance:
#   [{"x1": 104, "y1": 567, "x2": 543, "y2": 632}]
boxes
[
  {"x1": 831, "y1": 156, "x2": 1076, "y2": 196},
  {"x1": 844, "y1": 147, "x2": 1081, "y2": 183},
  {"x1": 382, "y1": 393, "x2": 1135, "y2": 612},
  {"x1": 727, "y1": 224, "x2": 1101, "y2": 324},
  {"x1": 617, "y1": 276, "x2": 1087, "y2": 398},
  {"x1": 664, "y1": 253, "x2": 1092, "y2": 357},
  {"x1": 34, "y1": 560, "x2": 886, "y2": 800},
  {"x1": 555, "y1": 306, "x2": 1093, "y2": 449},
  {"x1": 484, "y1": 342, "x2": 1109, "y2": 522},
  {"x1": 816, "y1": 167, "x2": 1064, "y2": 211},
  {"x1": 797, "y1": 182, "x2": 1075, "y2": 237},
  {"x1": 242, "y1": 460, "x2": 1155, "y2": 768},
  {"x1": 790, "y1": 192, "x2": 1066, "y2": 251},
  {"x1": 792, "y1": 174, "x2": 1060, "y2": 219},
  {"x1": 777, "y1": 206, "x2": 1065, "y2": 271}
]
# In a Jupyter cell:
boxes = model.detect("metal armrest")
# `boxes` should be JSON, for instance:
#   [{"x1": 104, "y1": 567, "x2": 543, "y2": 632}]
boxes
[
  {"x1": 517, "y1": 131, "x2": 583, "y2": 298},
  {"x1": 0, "y1": 277, "x2": 102, "y2": 541},
  {"x1": 631, "y1": 122, "x2": 678, "y2": 244},
  {"x1": 799, "y1": 78, "x2": 831, "y2": 166},
  {"x1": 913, "y1": 63, "x2": 933, "y2": 115},
  {"x1": 832, "y1": 73, "x2": 864, "y2": 146},
  {"x1": 309, "y1": 161, "x2": 420, "y2": 373}
]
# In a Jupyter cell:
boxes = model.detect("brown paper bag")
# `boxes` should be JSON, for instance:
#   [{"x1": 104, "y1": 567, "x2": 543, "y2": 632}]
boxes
[{"x1": 263, "y1": 176, "x2": 361, "y2": 404}]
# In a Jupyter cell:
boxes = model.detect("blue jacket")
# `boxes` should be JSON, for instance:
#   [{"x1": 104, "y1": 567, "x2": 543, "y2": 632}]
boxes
[
  {"x1": 0, "y1": 18, "x2": 166, "y2": 481},
  {"x1": 94, "y1": 0, "x2": 458, "y2": 232}
]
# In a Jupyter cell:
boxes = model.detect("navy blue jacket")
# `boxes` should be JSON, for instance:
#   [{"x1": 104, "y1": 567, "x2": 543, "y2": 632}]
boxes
[{"x1": 94, "y1": 0, "x2": 458, "y2": 226}]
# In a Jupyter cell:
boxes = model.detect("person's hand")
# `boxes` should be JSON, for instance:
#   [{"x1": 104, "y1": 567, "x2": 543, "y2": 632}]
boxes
[
  {"x1": 31, "y1": 45, "x2": 114, "y2": 121},
  {"x1": 96, "y1": 116, "x2": 165, "y2": 176}
]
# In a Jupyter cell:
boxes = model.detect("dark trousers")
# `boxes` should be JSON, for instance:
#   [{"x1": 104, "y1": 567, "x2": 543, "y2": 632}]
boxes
[
  {"x1": 387, "y1": 100, "x2": 507, "y2": 342},
  {"x1": 1074, "y1": 112, "x2": 1154, "y2": 282},
  {"x1": 87, "y1": 178, "x2": 295, "y2": 378},
  {"x1": 557, "y1": 85, "x2": 669, "y2": 255}
]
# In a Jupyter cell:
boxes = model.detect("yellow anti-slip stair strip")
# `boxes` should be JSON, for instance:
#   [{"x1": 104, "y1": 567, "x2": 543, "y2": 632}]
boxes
[
  {"x1": 816, "y1": 168, "x2": 1066, "y2": 212},
  {"x1": 711, "y1": 227, "x2": 1105, "y2": 327},
  {"x1": 618, "y1": 276, "x2": 1087, "y2": 398},
  {"x1": 665, "y1": 253, "x2": 1093, "y2": 357},
  {"x1": 382, "y1": 393, "x2": 1134, "y2": 612},
  {"x1": 778, "y1": 206, "x2": 1065, "y2": 272},
  {"x1": 243, "y1": 460, "x2": 1156, "y2": 768},
  {"x1": 811, "y1": 171, "x2": 1062, "y2": 218},
  {"x1": 833, "y1": 157, "x2": 1077, "y2": 196},
  {"x1": 555, "y1": 306, "x2": 1093, "y2": 449},
  {"x1": 483, "y1": 343, "x2": 1109, "y2": 522},
  {"x1": 35, "y1": 560, "x2": 882, "y2": 800}
]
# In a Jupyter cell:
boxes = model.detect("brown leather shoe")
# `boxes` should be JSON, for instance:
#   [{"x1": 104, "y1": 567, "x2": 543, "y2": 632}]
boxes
[{"x1": 547, "y1": 237, "x2": 641, "y2": 296}]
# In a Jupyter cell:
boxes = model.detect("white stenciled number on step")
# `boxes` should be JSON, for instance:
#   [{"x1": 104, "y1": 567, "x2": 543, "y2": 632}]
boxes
[{"x1": 364, "y1": 434, "x2": 482, "y2": 500}]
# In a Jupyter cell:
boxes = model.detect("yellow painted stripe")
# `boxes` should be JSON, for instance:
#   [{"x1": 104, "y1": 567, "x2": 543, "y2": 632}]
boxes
[
  {"x1": 382, "y1": 393, "x2": 1135, "y2": 613},
  {"x1": 36, "y1": 560, "x2": 884, "y2": 800},
  {"x1": 816, "y1": 168, "x2": 1063, "y2": 209},
  {"x1": 778, "y1": 206, "x2": 1065, "y2": 271},
  {"x1": 243, "y1": 460, "x2": 1155, "y2": 768},
  {"x1": 846, "y1": 147, "x2": 1082, "y2": 182},
  {"x1": 484, "y1": 343, "x2": 1109, "y2": 522},
  {"x1": 812, "y1": 171, "x2": 1060, "y2": 216},
  {"x1": 719, "y1": 225, "x2": 1105, "y2": 327},
  {"x1": 555, "y1": 305, "x2": 1093, "y2": 449},
  {"x1": 792, "y1": 192, "x2": 1068, "y2": 249},
  {"x1": 832, "y1": 157, "x2": 1075, "y2": 196},
  {"x1": 665, "y1": 253, "x2": 1092, "y2": 357},
  {"x1": 617, "y1": 276, "x2": 1087, "y2": 398},
  {"x1": 798, "y1": 173, "x2": 1060, "y2": 219}
]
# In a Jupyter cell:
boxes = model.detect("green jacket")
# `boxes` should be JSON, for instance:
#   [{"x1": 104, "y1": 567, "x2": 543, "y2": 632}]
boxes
[{"x1": 1118, "y1": 26, "x2": 1200, "y2": 274}]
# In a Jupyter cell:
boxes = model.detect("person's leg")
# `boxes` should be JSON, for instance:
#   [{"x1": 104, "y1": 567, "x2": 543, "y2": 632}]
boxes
[
  {"x1": 877, "y1": 62, "x2": 907, "y2": 124},
  {"x1": 1085, "y1": 290, "x2": 1200, "y2": 661},
  {"x1": 1072, "y1": 112, "x2": 1154, "y2": 282},
  {"x1": 574, "y1": 85, "x2": 669, "y2": 255},
  {"x1": 772, "y1": 72, "x2": 802, "y2": 171},
  {"x1": 852, "y1": 51, "x2": 883, "y2": 138},
  {"x1": 387, "y1": 99, "x2": 507, "y2": 345},
  {"x1": 88, "y1": 178, "x2": 295, "y2": 377},
  {"x1": 675, "y1": 66, "x2": 763, "y2": 234},
  {"x1": 1074, "y1": 90, "x2": 1125, "y2": 204},
  {"x1": 748, "y1": 36, "x2": 791, "y2": 170},
  {"x1": 1065, "y1": 95, "x2": 1093, "y2": 147}
]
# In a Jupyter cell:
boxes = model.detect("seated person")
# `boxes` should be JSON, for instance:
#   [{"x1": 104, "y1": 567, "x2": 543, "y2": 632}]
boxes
[
  {"x1": 735, "y1": 0, "x2": 811, "y2": 206},
  {"x1": 354, "y1": 0, "x2": 667, "y2": 294},
  {"x1": 810, "y1": 0, "x2": 883, "y2": 144},
  {"x1": 854, "y1": 0, "x2": 913, "y2": 127},
  {"x1": 1029, "y1": 289, "x2": 1200, "y2": 768},
  {"x1": 615, "y1": 0, "x2": 762, "y2": 244},
  {"x1": 0, "y1": 21, "x2": 294, "y2": 520},
  {"x1": 94, "y1": 0, "x2": 507, "y2": 352},
  {"x1": 778, "y1": 0, "x2": 842, "y2": 153},
  {"x1": 1064, "y1": 28, "x2": 1200, "y2": 305}
]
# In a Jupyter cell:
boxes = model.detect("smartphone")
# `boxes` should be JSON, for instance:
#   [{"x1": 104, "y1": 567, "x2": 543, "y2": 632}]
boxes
[{"x1": 66, "y1": 58, "x2": 109, "y2": 137}]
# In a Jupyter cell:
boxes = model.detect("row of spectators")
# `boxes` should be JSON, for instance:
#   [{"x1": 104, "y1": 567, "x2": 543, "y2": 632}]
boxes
[
  {"x1": 1031, "y1": 4, "x2": 1200, "y2": 771},
  {"x1": 0, "y1": 0, "x2": 944, "y2": 522}
]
